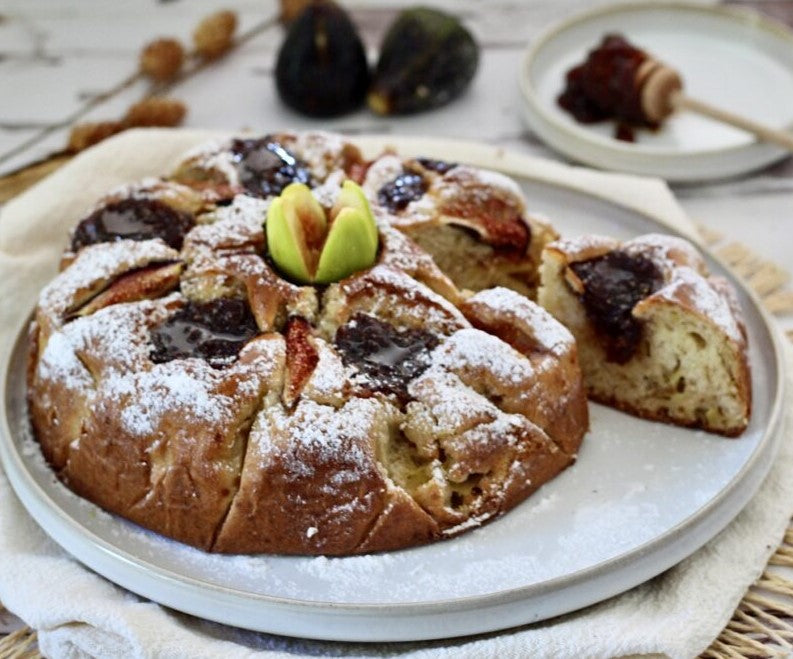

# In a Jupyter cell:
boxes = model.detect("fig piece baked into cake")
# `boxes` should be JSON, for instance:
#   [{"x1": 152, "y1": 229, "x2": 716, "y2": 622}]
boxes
[
  {"x1": 538, "y1": 233, "x2": 751, "y2": 436},
  {"x1": 27, "y1": 131, "x2": 588, "y2": 555}
]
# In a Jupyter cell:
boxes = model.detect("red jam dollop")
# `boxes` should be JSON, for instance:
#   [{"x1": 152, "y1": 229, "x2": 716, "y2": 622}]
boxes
[{"x1": 557, "y1": 34, "x2": 658, "y2": 142}]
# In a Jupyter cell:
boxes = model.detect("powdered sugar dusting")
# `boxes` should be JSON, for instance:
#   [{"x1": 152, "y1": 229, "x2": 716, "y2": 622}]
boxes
[
  {"x1": 261, "y1": 398, "x2": 378, "y2": 479},
  {"x1": 347, "y1": 264, "x2": 467, "y2": 331},
  {"x1": 433, "y1": 328, "x2": 535, "y2": 386},
  {"x1": 301, "y1": 339, "x2": 348, "y2": 405},
  {"x1": 625, "y1": 233, "x2": 706, "y2": 274},
  {"x1": 37, "y1": 331, "x2": 94, "y2": 390},
  {"x1": 185, "y1": 220, "x2": 262, "y2": 256},
  {"x1": 549, "y1": 234, "x2": 617, "y2": 260},
  {"x1": 39, "y1": 239, "x2": 178, "y2": 318},
  {"x1": 292, "y1": 131, "x2": 352, "y2": 181},
  {"x1": 448, "y1": 165, "x2": 525, "y2": 203},
  {"x1": 178, "y1": 139, "x2": 240, "y2": 185},
  {"x1": 442, "y1": 512, "x2": 493, "y2": 536},
  {"x1": 408, "y1": 368, "x2": 499, "y2": 435},
  {"x1": 59, "y1": 296, "x2": 177, "y2": 377},
  {"x1": 185, "y1": 197, "x2": 265, "y2": 257},
  {"x1": 651, "y1": 267, "x2": 744, "y2": 343},
  {"x1": 468, "y1": 287, "x2": 574, "y2": 355},
  {"x1": 106, "y1": 364, "x2": 235, "y2": 437},
  {"x1": 378, "y1": 225, "x2": 449, "y2": 281},
  {"x1": 207, "y1": 194, "x2": 270, "y2": 226}
]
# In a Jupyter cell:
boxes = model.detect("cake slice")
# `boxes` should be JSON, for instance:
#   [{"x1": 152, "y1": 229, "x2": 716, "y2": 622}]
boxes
[{"x1": 538, "y1": 233, "x2": 751, "y2": 436}]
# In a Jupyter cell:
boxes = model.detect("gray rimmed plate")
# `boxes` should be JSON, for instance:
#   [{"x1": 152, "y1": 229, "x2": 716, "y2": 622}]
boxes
[
  {"x1": 519, "y1": 2, "x2": 793, "y2": 181},
  {"x1": 0, "y1": 139, "x2": 785, "y2": 643}
]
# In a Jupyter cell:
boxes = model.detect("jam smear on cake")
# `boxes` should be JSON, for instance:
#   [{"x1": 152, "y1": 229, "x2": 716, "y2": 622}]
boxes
[
  {"x1": 377, "y1": 170, "x2": 427, "y2": 212},
  {"x1": 230, "y1": 137, "x2": 314, "y2": 198},
  {"x1": 416, "y1": 158, "x2": 456, "y2": 174},
  {"x1": 71, "y1": 198, "x2": 195, "y2": 252},
  {"x1": 334, "y1": 313, "x2": 439, "y2": 403},
  {"x1": 150, "y1": 298, "x2": 259, "y2": 367},
  {"x1": 570, "y1": 250, "x2": 663, "y2": 364}
]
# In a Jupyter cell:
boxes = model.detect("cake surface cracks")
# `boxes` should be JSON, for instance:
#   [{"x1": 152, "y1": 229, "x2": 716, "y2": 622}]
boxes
[{"x1": 28, "y1": 132, "x2": 588, "y2": 555}]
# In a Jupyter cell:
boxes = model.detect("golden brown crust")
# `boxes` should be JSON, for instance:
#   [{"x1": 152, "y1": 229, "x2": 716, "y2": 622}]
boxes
[
  {"x1": 363, "y1": 153, "x2": 559, "y2": 299},
  {"x1": 29, "y1": 132, "x2": 588, "y2": 555},
  {"x1": 460, "y1": 287, "x2": 589, "y2": 455},
  {"x1": 213, "y1": 397, "x2": 390, "y2": 555},
  {"x1": 69, "y1": 261, "x2": 183, "y2": 319},
  {"x1": 65, "y1": 333, "x2": 284, "y2": 550},
  {"x1": 354, "y1": 487, "x2": 440, "y2": 554}
]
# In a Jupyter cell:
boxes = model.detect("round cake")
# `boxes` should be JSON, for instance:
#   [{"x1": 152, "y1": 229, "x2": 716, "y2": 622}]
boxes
[{"x1": 27, "y1": 132, "x2": 588, "y2": 555}]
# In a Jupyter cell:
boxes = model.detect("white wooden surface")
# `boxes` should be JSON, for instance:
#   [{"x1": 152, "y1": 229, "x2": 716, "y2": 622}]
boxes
[{"x1": 0, "y1": 0, "x2": 789, "y2": 308}]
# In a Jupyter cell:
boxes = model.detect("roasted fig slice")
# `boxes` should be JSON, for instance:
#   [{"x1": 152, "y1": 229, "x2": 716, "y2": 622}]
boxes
[
  {"x1": 283, "y1": 315, "x2": 319, "y2": 407},
  {"x1": 275, "y1": 0, "x2": 370, "y2": 117},
  {"x1": 368, "y1": 7, "x2": 479, "y2": 115},
  {"x1": 67, "y1": 261, "x2": 183, "y2": 320}
]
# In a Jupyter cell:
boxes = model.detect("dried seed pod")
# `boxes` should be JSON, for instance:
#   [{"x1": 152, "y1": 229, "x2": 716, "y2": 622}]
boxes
[
  {"x1": 140, "y1": 38, "x2": 185, "y2": 81},
  {"x1": 124, "y1": 97, "x2": 187, "y2": 127},
  {"x1": 193, "y1": 10, "x2": 237, "y2": 59},
  {"x1": 68, "y1": 121, "x2": 125, "y2": 152}
]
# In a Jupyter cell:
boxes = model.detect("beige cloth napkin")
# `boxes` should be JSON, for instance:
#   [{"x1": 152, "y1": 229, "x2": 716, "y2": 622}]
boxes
[{"x1": 0, "y1": 129, "x2": 790, "y2": 659}]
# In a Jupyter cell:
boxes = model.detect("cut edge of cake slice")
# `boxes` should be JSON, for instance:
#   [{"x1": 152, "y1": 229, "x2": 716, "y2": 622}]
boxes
[{"x1": 538, "y1": 233, "x2": 751, "y2": 437}]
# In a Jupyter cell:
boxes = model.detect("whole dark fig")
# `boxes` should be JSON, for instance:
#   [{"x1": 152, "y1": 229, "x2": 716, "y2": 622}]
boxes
[
  {"x1": 368, "y1": 7, "x2": 479, "y2": 115},
  {"x1": 275, "y1": 0, "x2": 370, "y2": 117}
]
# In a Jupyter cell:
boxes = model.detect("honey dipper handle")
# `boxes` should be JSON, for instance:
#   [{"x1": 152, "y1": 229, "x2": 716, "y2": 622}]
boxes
[{"x1": 671, "y1": 91, "x2": 793, "y2": 152}]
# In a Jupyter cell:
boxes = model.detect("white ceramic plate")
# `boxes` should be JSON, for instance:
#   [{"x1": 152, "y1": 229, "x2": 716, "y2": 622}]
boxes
[
  {"x1": 0, "y1": 140, "x2": 785, "y2": 643},
  {"x1": 520, "y1": 2, "x2": 793, "y2": 181}
]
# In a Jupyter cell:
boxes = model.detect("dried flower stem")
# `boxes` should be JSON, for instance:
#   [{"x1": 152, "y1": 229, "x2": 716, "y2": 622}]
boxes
[
  {"x1": 0, "y1": 10, "x2": 279, "y2": 169},
  {"x1": 152, "y1": 13, "x2": 280, "y2": 97}
]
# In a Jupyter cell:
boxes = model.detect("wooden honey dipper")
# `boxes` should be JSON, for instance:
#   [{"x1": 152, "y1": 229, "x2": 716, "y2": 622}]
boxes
[{"x1": 559, "y1": 34, "x2": 793, "y2": 151}]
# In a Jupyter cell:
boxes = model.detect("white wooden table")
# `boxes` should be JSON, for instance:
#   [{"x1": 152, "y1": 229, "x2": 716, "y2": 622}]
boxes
[{"x1": 0, "y1": 0, "x2": 791, "y2": 655}]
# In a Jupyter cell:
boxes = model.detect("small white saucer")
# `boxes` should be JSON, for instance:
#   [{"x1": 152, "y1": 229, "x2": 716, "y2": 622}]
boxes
[{"x1": 519, "y1": 2, "x2": 793, "y2": 182}]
